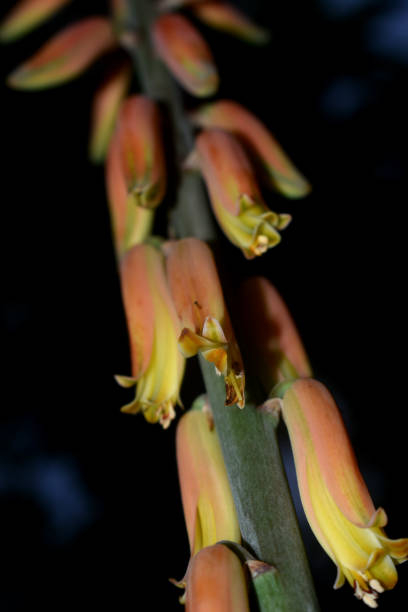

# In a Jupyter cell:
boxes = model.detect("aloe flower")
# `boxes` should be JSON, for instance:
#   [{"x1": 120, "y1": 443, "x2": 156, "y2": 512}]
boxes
[
  {"x1": 152, "y1": 13, "x2": 219, "y2": 97},
  {"x1": 109, "y1": 95, "x2": 167, "y2": 209},
  {"x1": 105, "y1": 124, "x2": 153, "y2": 257},
  {"x1": 177, "y1": 404, "x2": 240, "y2": 555},
  {"x1": 282, "y1": 378, "x2": 408, "y2": 607},
  {"x1": 7, "y1": 17, "x2": 116, "y2": 89},
  {"x1": 165, "y1": 238, "x2": 245, "y2": 407},
  {"x1": 116, "y1": 244, "x2": 185, "y2": 428},
  {"x1": 195, "y1": 129, "x2": 291, "y2": 258},
  {"x1": 191, "y1": 99, "x2": 311, "y2": 198},
  {"x1": 239, "y1": 277, "x2": 312, "y2": 391},
  {"x1": 89, "y1": 60, "x2": 132, "y2": 163},
  {"x1": 192, "y1": 2, "x2": 270, "y2": 44},
  {"x1": 0, "y1": 0, "x2": 71, "y2": 43},
  {"x1": 184, "y1": 543, "x2": 249, "y2": 611}
]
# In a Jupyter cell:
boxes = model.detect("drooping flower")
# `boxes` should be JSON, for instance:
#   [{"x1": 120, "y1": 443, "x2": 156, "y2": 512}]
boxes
[
  {"x1": 109, "y1": 95, "x2": 167, "y2": 209},
  {"x1": 191, "y1": 100, "x2": 311, "y2": 199},
  {"x1": 105, "y1": 123, "x2": 153, "y2": 257},
  {"x1": 116, "y1": 244, "x2": 185, "y2": 428},
  {"x1": 282, "y1": 378, "x2": 408, "y2": 607},
  {"x1": 184, "y1": 543, "x2": 250, "y2": 612},
  {"x1": 89, "y1": 59, "x2": 131, "y2": 164},
  {"x1": 239, "y1": 277, "x2": 312, "y2": 392},
  {"x1": 152, "y1": 13, "x2": 219, "y2": 97},
  {"x1": 177, "y1": 402, "x2": 240, "y2": 555},
  {"x1": 192, "y1": 2, "x2": 270, "y2": 45},
  {"x1": 7, "y1": 17, "x2": 116, "y2": 89},
  {"x1": 0, "y1": 0, "x2": 71, "y2": 43},
  {"x1": 164, "y1": 238, "x2": 245, "y2": 407},
  {"x1": 194, "y1": 129, "x2": 291, "y2": 258}
]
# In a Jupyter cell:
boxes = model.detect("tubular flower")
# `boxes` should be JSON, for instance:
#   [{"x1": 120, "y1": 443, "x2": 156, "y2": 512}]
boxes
[
  {"x1": 192, "y1": 2, "x2": 270, "y2": 45},
  {"x1": 89, "y1": 60, "x2": 131, "y2": 164},
  {"x1": 117, "y1": 244, "x2": 185, "y2": 428},
  {"x1": 177, "y1": 405, "x2": 240, "y2": 555},
  {"x1": 106, "y1": 123, "x2": 153, "y2": 257},
  {"x1": 195, "y1": 129, "x2": 291, "y2": 259},
  {"x1": 184, "y1": 543, "x2": 249, "y2": 612},
  {"x1": 282, "y1": 379, "x2": 408, "y2": 607},
  {"x1": 0, "y1": 0, "x2": 71, "y2": 43},
  {"x1": 7, "y1": 17, "x2": 116, "y2": 89},
  {"x1": 110, "y1": 95, "x2": 167, "y2": 209},
  {"x1": 164, "y1": 238, "x2": 245, "y2": 408},
  {"x1": 191, "y1": 100, "x2": 311, "y2": 199},
  {"x1": 152, "y1": 13, "x2": 219, "y2": 97},
  {"x1": 239, "y1": 277, "x2": 311, "y2": 392}
]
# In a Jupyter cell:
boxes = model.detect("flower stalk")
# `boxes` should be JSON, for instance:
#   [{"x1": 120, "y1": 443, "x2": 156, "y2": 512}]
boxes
[{"x1": 124, "y1": 1, "x2": 319, "y2": 609}]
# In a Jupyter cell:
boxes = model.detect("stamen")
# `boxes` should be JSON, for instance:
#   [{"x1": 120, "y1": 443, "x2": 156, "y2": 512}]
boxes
[
  {"x1": 369, "y1": 579, "x2": 385, "y2": 594},
  {"x1": 362, "y1": 593, "x2": 378, "y2": 609}
]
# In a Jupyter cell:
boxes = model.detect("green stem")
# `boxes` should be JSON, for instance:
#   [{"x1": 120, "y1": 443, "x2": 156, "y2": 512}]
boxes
[{"x1": 125, "y1": 1, "x2": 319, "y2": 610}]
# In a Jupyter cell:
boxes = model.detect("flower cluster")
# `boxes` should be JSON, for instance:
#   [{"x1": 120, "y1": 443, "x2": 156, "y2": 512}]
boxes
[{"x1": 3, "y1": 2, "x2": 406, "y2": 610}]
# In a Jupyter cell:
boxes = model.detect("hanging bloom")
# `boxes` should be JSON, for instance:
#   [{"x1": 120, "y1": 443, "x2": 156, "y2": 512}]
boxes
[
  {"x1": 116, "y1": 244, "x2": 185, "y2": 428},
  {"x1": 110, "y1": 95, "x2": 167, "y2": 210},
  {"x1": 105, "y1": 123, "x2": 153, "y2": 257},
  {"x1": 194, "y1": 129, "x2": 291, "y2": 258},
  {"x1": 165, "y1": 238, "x2": 245, "y2": 407},
  {"x1": 282, "y1": 378, "x2": 408, "y2": 607},
  {"x1": 89, "y1": 60, "x2": 131, "y2": 163},
  {"x1": 7, "y1": 17, "x2": 116, "y2": 89},
  {"x1": 191, "y1": 100, "x2": 311, "y2": 199},
  {"x1": 192, "y1": 2, "x2": 270, "y2": 45},
  {"x1": 177, "y1": 404, "x2": 240, "y2": 555},
  {"x1": 184, "y1": 543, "x2": 249, "y2": 612},
  {"x1": 239, "y1": 277, "x2": 311, "y2": 392},
  {"x1": 0, "y1": 0, "x2": 71, "y2": 43},
  {"x1": 152, "y1": 13, "x2": 219, "y2": 97}
]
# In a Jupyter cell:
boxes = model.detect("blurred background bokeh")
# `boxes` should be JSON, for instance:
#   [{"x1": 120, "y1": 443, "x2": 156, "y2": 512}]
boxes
[{"x1": 1, "y1": 0, "x2": 407, "y2": 609}]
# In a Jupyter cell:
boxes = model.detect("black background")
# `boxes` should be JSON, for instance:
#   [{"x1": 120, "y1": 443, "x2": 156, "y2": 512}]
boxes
[{"x1": 1, "y1": 0, "x2": 407, "y2": 610}]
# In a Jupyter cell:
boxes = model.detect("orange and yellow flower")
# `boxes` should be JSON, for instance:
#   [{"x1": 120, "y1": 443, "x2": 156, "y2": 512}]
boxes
[
  {"x1": 282, "y1": 378, "x2": 408, "y2": 607},
  {"x1": 165, "y1": 238, "x2": 245, "y2": 407},
  {"x1": 89, "y1": 60, "x2": 131, "y2": 163},
  {"x1": 117, "y1": 244, "x2": 185, "y2": 428},
  {"x1": 110, "y1": 95, "x2": 167, "y2": 210},
  {"x1": 152, "y1": 13, "x2": 219, "y2": 97},
  {"x1": 0, "y1": 0, "x2": 71, "y2": 43},
  {"x1": 177, "y1": 403, "x2": 240, "y2": 555},
  {"x1": 239, "y1": 277, "x2": 312, "y2": 391},
  {"x1": 7, "y1": 17, "x2": 116, "y2": 89},
  {"x1": 192, "y1": 2, "x2": 269, "y2": 45},
  {"x1": 184, "y1": 543, "x2": 249, "y2": 612},
  {"x1": 194, "y1": 129, "x2": 291, "y2": 258},
  {"x1": 191, "y1": 100, "x2": 311, "y2": 199}
]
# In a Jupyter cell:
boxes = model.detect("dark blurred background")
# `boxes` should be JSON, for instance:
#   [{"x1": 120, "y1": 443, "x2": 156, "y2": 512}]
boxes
[{"x1": 1, "y1": 0, "x2": 407, "y2": 610}]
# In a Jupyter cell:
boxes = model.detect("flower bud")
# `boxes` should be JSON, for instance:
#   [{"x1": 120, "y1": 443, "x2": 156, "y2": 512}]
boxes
[
  {"x1": 117, "y1": 244, "x2": 185, "y2": 428},
  {"x1": 109, "y1": 95, "x2": 167, "y2": 210},
  {"x1": 239, "y1": 277, "x2": 311, "y2": 391},
  {"x1": 195, "y1": 129, "x2": 291, "y2": 258},
  {"x1": 165, "y1": 238, "x2": 245, "y2": 408},
  {"x1": 152, "y1": 13, "x2": 219, "y2": 97},
  {"x1": 0, "y1": 0, "x2": 71, "y2": 43},
  {"x1": 191, "y1": 100, "x2": 311, "y2": 199},
  {"x1": 192, "y1": 2, "x2": 270, "y2": 45},
  {"x1": 185, "y1": 543, "x2": 249, "y2": 612},
  {"x1": 282, "y1": 378, "x2": 408, "y2": 607},
  {"x1": 89, "y1": 60, "x2": 131, "y2": 164},
  {"x1": 177, "y1": 406, "x2": 240, "y2": 555},
  {"x1": 7, "y1": 17, "x2": 116, "y2": 89}
]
